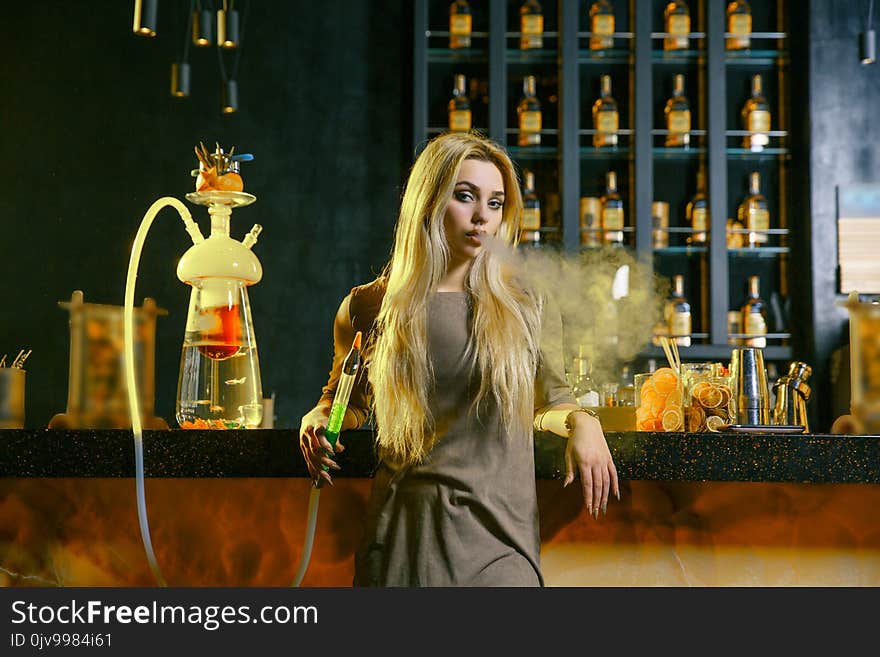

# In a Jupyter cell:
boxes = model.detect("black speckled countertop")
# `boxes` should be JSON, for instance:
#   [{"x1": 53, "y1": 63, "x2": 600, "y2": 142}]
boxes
[{"x1": 1, "y1": 429, "x2": 879, "y2": 483}]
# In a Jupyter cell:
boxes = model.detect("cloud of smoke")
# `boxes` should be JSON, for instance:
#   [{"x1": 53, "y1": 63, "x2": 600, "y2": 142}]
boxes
[{"x1": 485, "y1": 237, "x2": 669, "y2": 385}]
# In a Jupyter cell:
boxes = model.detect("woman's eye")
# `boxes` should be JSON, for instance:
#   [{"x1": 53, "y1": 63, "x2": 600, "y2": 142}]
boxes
[
  {"x1": 488, "y1": 199, "x2": 503, "y2": 209},
  {"x1": 455, "y1": 191, "x2": 474, "y2": 202}
]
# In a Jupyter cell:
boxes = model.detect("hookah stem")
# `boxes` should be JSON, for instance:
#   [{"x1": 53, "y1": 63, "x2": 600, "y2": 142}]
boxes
[{"x1": 292, "y1": 331, "x2": 361, "y2": 587}]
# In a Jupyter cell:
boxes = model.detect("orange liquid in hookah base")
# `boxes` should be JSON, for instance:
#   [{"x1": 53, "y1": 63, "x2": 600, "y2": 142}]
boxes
[{"x1": 198, "y1": 304, "x2": 243, "y2": 359}]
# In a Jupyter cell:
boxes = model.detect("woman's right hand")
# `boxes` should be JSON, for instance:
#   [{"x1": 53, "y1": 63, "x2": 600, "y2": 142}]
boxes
[{"x1": 298, "y1": 406, "x2": 344, "y2": 486}]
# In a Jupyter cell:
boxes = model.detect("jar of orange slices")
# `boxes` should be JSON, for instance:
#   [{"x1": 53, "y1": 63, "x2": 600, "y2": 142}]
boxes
[
  {"x1": 635, "y1": 367, "x2": 684, "y2": 432},
  {"x1": 684, "y1": 369, "x2": 735, "y2": 432}
]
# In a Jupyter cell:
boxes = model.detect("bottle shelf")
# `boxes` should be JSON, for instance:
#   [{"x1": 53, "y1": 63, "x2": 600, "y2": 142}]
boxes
[
  {"x1": 650, "y1": 32, "x2": 707, "y2": 40},
  {"x1": 506, "y1": 145, "x2": 558, "y2": 160},
  {"x1": 726, "y1": 50, "x2": 790, "y2": 66},
  {"x1": 579, "y1": 147, "x2": 633, "y2": 159},
  {"x1": 577, "y1": 32, "x2": 634, "y2": 39},
  {"x1": 652, "y1": 146, "x2": 707, "y2": 159},
  {"x1": 427, "y1": 48, "x2": 488, "y2": 63},
  {"x1": 654, "y1": 246, "x2": 709, "y2": 255},
  {"x1": 417, "y1": 1, "x2": 796, "y2": 360},
  {"x1": 651, "y1": 49, "x2": 706, "y2": 63},
  {"x1": 639, "y1": 344, "x2": 793, "y2": 361},
  {"x1": 728, "y1": 247, "x2": 791, "y2": 257},
  {"x1": 578, "y1": 50, "x2": 632, "y2": 64},
  {"x1": 505, "y1": 49, "x2": 557, "y2": 63},
  {"x1": 725, "y1": 147, "x2": 790, "y2": 160}
]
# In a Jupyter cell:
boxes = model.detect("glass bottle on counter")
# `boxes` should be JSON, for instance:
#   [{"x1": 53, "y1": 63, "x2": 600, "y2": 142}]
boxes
[
  {"x1": 571, "y1": 348, "x2": 600, "y2": 407},
  {"x1": 742, "y1": 74, "x2": 771, "y2": 151},
  {"x1": 589, "y1": 0, "x2": 615, "y2": 50},
  {"x1": 737, "y1": 171, "x2": 769, "y2": 247},
  {"x1": 665, "y1": 73, "x2": 691, "y2": 148},
  {"x1": 726, "y1": 0, "x2": 752, "y2": 50},
  {"x1": 686, "y1": 166, "x2": 708, "y2": 245},
  {"x1": 592, "y1": 74, "x2": 619, "y2": 148},
  {"x1": 665, "y1": 274, "x2": 692, "y2": 347},
  {"x1": 601, "y1": 170, "x2": 624, "y2": 246},
  {"x1": 741, "y1": 275, "x2": 768, "y2": 347},
  {"x1": 663, "y1": 0, "x2": 690, "y2": 51},
  {"x1": 448, "y1": 74, "x2": 471, "y2": 132},
  {"x1": 520, "y1": 0, "x2": 543, "y2": 50},
  {"x1": 517, "y1": 75, "x2": 542, "y2": 146},
  {"x1": 520, "y1": 169, "x2": 542, "y2": 245},
  {"x1": 449, "y1": 0, "x2": 472, "y2": 49}
]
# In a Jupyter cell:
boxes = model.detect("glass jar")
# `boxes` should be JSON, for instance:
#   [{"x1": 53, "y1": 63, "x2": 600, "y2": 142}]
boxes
[
  {"x1": 684, "y1": 372, "x2": 735, "y2": 432},
  {"x1": 634, "y1": 367, "x2": 683, "y2": 432}
]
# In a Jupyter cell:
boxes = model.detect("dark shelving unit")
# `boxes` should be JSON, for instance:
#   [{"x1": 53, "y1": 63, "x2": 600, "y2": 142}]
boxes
[{"x1": 413, "y1": 0, "x2": 795, "y2": 365}]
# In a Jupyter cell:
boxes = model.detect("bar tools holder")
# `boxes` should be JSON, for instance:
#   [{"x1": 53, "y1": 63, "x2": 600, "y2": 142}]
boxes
[{"x1": 49, "y1": 290, "x2": 168, "y2": 429}]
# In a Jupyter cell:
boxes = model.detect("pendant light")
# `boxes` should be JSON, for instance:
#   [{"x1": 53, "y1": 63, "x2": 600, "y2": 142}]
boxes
[
  {"x1": 192, "y1": 1, "x2": 213, "y2": 46},
  {"x1": 862, "y1": 0, "x2": 876, "y2": 64},
  {"x1": 217, "y1": 1, "x2": 240, "y2": 49},
  {"x1": 133, "y1": 0, "x2": 158, "y2": 37}
]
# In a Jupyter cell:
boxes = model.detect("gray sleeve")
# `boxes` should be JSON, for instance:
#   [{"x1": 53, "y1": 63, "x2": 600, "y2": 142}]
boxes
[{"x1": 534, "y1": 293, "x2": 577, "y2": 412}]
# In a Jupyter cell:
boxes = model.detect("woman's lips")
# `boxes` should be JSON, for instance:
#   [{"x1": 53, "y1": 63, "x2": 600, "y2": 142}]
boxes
[{"x1": 466, "y1": 231, "x2": 485, "y2": 245}]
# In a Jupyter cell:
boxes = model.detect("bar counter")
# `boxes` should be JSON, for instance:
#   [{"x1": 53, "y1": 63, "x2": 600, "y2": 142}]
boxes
[{"x1": 2, "y1": 428, "x2": 879, "y2": 587}]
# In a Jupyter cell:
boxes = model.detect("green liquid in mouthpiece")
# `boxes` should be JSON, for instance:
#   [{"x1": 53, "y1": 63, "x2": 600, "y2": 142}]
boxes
[{"x1": 325, "y1": 400, "x2": 346, "y2": 448}]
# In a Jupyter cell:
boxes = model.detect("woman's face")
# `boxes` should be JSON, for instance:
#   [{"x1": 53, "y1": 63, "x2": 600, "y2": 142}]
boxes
[{"x1": 442, "y1": 158, "x2": 505, "y2": 264}]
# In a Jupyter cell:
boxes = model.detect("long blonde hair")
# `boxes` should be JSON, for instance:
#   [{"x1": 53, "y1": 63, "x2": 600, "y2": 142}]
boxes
[{"x1": 369, "y1": 131, "x2": 542, "y2": 465}]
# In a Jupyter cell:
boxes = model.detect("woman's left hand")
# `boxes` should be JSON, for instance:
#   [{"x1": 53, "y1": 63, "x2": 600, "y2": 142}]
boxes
[{"x1": 563, "y1": 414, "x2": 619, "y2": 518}]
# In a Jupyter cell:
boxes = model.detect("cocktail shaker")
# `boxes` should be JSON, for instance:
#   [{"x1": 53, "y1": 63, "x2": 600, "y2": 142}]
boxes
[
  {"x1": 730, "y1": 347, "x2": 770, "y2": 425},
  {"x1": 772, "y1": 361, "x2": 812, "y2": 430}
]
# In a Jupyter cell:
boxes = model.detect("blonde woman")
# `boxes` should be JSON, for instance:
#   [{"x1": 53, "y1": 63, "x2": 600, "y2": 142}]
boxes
[{"x1": 299, "y1": 131, "x2": 618, "y2": 586}]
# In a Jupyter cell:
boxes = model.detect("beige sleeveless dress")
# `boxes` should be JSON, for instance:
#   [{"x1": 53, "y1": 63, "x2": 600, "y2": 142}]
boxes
[{"x1": 320, "y1": 280, "x2": 574, "y2": 586}]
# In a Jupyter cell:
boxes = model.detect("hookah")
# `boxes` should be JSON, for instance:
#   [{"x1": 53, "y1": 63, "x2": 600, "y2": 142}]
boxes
[
  {"x1": 123, "y1": 143, "x2": 345, "y2": 587},
  {"x1": 123, "y1": 143, "x2": 265, "y2": 586}
]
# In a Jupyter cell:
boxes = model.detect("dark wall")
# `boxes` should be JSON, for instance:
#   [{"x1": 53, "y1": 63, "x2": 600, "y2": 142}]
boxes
[
  {"x1": 806, "y1": 0, "x2": 880, "y2": 430},
  {"x1": 1, "y1": 1, "x2": 410, "y2": 429}
]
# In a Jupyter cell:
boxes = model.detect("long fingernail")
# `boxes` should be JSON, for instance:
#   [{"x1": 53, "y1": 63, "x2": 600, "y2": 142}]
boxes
[
  {"x1": 594, "y1": 507, "x2": 599, "y2": 520},
  {"x1": 616, "y1": 490, "x2": 621, "y2": 501},
  {"x1": 602, "y1": 503, "x2": 607, "y2": 515}
]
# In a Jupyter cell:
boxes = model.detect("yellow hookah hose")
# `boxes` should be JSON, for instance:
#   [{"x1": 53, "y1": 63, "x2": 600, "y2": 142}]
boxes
[{"x1": 124, "y1": 197, "x2": 199, "y2": 587}]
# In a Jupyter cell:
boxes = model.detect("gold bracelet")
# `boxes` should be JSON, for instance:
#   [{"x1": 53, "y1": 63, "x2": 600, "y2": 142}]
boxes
[
  {"x1": 533, "y1": 411, "x2": 546, "y2": 432},
  {"x1": 564, "y1": 407, "x2": 600, "y2": 433}
]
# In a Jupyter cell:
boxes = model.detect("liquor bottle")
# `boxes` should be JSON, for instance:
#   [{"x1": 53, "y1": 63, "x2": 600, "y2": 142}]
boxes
[
  {"x1": 665, "y1": 274, "x2": 692, "y2": 347},
  {"x1": 592, "y1": 74, "x2": 619, "y2": 147},
  {"x1": 517, "y1": 75, "x2": 542, "y2": 146},
  {"x1": 520, "y1": 0, "x2": 543, "y2": 50},
  {"x1": 664, "y1": 0, "x2": 690, "y2": 51},
  {"x1": 652, "y1": 201, "x2": 669, "y2": 248},
  {"x1": 686, "y1": 166, "x2": 708, "y2": 245},
  {"x1": 589, "y1": 0, "x2": 615, "y2": 51},
  {"x1": 520, "y1": 169, "x2": 541, "y2": 245},
  {"x1": 448, "y1": 74, "x2": 471, "y2": 132},
  {"x1": 737, "y1": 171, "x2": 769, "y2": 246},
  {"x1": 726, "y1": 0, "x2": 752, "y2": 50},
  {"x1": 740, "y1": 275, "x2": 767, "y2": 348},
  {"x1": 741, "y1": 73, "x2": 771, "y2": 151},
  {"x1": 571, "y1": 348, "x2": 600, "y2": 407},
  {"x1": 664, "y1": 73, "x2": 691, "y2": 147},
  {"x1": 727, "y1": 218, "x2": 745, "y2": 248},
  {"x1": 579, "y1": 196, "x2": 602, "y2": 247},
  {"x1": 601, "y1": 170, "x2": 624, "y2": 245},
  {"x1": 449, "y1": 0, "x2": 472, "y2": 49}
]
